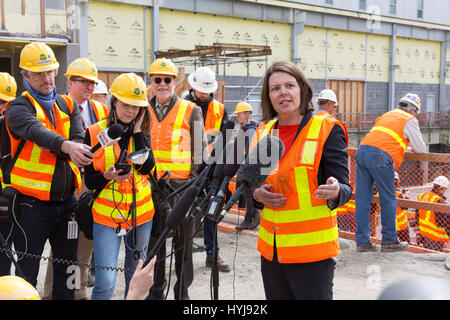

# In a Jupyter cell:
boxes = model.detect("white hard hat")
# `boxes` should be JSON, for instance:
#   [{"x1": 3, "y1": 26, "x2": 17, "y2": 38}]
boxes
[
  {"x1": 433, "y1": 176, "x2": 449, "y2": 189},
  {"x1": 93, "y1": 79, "x2": 108, "y2": 94},
  {"x1": 316, "y1": 89, "x2": 338, "y2": 105},
  {"x1": 188, "y1": 67, "x2": 218, "y2": 94},
  {"x1": 399, "y1": 93, "x2": 421, "y2": 112}
]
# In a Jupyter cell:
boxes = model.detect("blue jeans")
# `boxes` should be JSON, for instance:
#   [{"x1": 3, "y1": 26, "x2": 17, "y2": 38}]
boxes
[
  {"x1": 203, "y1": 217, "x2": 219, "y2": 257},
  {"x1": 91, "y1": 220, "x2": 152, "y2": 300},
  {"x1": 355, "y1": 145, "x2": 398, "y2": 246}
]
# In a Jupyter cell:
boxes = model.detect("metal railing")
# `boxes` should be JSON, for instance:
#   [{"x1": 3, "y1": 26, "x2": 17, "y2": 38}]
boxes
[{"x1": 335, "y1": 111, "x2": 450, "y2": 133}]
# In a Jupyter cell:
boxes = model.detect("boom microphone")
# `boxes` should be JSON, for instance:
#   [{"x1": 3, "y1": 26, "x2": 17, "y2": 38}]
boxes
[
  {"x1": 143, "y1": 184, "x2": 198, "y2": 267},
  {"x1": 90, "y1": 123, "x2": 123, "y2": 153},
  {"x1": 216, "y1": 134, "x2": 285, "y2": 222}
]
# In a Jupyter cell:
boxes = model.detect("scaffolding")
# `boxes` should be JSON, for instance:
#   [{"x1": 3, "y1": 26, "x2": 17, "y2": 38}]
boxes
[{"x1": 154, "y1": 43, "x2": 271, "y2": 114}]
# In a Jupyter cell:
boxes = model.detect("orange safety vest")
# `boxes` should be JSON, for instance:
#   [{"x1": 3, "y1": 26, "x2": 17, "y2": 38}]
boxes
[
  {"x1": 395, "y1": 191, "x2": 409, "y2": 231},
  {"x1": 250, "y1": 115, "x2": 340, "y2": 263},
  {"x1": 360, "y1": 108, "x2": 413, "y2": 170},
  {"x1": 6, "y1": 92, "x2": 81, "y2": 201},
  {"x1": 315, "y1": 111, "x2": 349, "y2": 146},
  {"x1": 336, "y1": 199, "x2": 355, "y2": 215},
  {"x1": 89, "y1": 120, "x2": 154, "y2": 229},
  {"x1": 204, "y1": 100, "x2": 225, "y2": 155},
  {"x1": 417, "y1": 192, "x2": 449, "y2": 243},
  {"x1": 60, "y1": 96, "x2": 110, "y2": 124},
  {"x1": 149, "y1": 98, "x2": 195, "y2": 180},
  {"x1": 90, "y1": 99, "x2": 109, "y2": 122}
]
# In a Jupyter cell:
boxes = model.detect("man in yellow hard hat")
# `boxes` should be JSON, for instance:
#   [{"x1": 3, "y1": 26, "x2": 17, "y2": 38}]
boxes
[
  {"x1": 0, "y1": 73, "x2": 17, "y2": 115},
  {"x1": 0, "y1": 72, "x2": 17, "y2": 277},
  {"x1": 42, "y1": 57, "x2": 109, "y2": 300},
  {"x1": 184, "y1": 66, "x2": 231, "y2": 273},
  {"x1": 232, "y1": 101, "x2": 261, "y2": 231},
  {"x1": 5, "y1": 42, "x2": 94, "y2": 300},
  {"x1": 146, "y1": 57, "x2": 207, "y2": 300}
]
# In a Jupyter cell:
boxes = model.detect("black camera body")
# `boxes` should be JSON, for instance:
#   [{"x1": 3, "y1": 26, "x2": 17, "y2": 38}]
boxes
[{"x1": 114, "y1": 163, "x2": 132, "y2": 175}]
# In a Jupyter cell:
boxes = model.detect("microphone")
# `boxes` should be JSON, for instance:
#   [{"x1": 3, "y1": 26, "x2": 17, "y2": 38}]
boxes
[
  {"x1": 143, "y1": 184, "x2": 198, "y2": 267},
  {"x1": 216, "y1": 134, "x2": 285, "y2": 222},
  {"x1": 90, "y1": 123, "x2": 123, "y2": 153}
]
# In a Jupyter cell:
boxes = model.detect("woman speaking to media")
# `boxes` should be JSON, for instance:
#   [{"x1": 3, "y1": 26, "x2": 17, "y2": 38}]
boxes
[{"x1": 251, "y1": 61, "x2": 352, "y2": 300}]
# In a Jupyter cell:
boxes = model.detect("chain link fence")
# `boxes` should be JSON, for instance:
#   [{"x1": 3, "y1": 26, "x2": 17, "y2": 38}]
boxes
[{"x1": 337, "y1": 149, "x2": 450, "y2": 253}]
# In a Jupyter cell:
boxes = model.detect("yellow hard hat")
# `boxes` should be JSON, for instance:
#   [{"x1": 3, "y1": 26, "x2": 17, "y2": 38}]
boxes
[
  {"x1": 234, "y1": 101, "x2": 253, "y2": 114},
  {"x1": 0, "y1": 276, "x2": 40, "y2": 300},
  {"x1": 109, "y1": 73, "x2": 148, "y2": 107},
  {"x1": 19, "y1": 42, "x2": 59, "y2": 72},
  {"x1": 148, "y1": 58, "x2": 178, "y2": 79},
  {"x1": 64, "y1": 58, "x2": 99, "y2": 82},
  {"x1": 0, "y1": 73, "x2": 17, "y2": 102}
]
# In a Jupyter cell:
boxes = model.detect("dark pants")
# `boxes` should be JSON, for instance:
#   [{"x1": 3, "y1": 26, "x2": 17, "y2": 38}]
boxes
[
  {"x1": 0, "y1": 219, "x2": 15, "y2": 275},
  {"x1": 203, "y1": 216, "x2": 218, "y2": 257},
  {"x1": 148, "y1": 201, "x2": 194, "y2": 300},
  {"x1": 13, "y1": 195, "x2": 78, "y2": 300},
  {"x1": 261, "y1": 249, "x2": 336, "y2": 300}
]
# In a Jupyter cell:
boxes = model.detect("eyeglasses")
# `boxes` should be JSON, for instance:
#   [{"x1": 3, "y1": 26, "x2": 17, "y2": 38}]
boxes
[
  {"x1": 28, "y1": 70, "x2": 56, "y2": 80},
  {"x1": 71, "y1": 78, "x2": 97, "y2": 87},
  {"x1": 153, "y1": 77, "x2": 173, "y2": 85},
  {"x1": 317, "y1": 100, "x2": 329, "y2": 105}
]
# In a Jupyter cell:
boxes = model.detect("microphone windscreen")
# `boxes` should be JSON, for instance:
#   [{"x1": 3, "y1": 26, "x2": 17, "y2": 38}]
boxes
[
  {"x1": 165, "y1": 185, "x2": 197, "y2": 229},
  {"x1": 237, "y1": 134, "x2": 285, "y2": 189},
  {"x1": 222, "y1": 127, "x2": 247, "y2": 177},
  {"x1": 107, "y1": 123, "x2": 123, "y2": 139}
]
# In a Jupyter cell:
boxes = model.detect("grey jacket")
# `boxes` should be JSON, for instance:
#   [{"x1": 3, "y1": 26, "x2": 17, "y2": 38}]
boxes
[{"x1": 6, "y1": 93, "x2": 84, "y2": 201}]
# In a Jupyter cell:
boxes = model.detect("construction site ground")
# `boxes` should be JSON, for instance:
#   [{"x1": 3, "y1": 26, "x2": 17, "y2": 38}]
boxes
[{"x1": 35, "y1": 209, "x2": 450, "y2": 301}]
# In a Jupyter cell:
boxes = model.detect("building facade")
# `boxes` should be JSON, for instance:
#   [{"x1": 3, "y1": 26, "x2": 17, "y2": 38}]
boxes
[{"x1": 1, "y1": 0, "x2": 449, "y2": 147}]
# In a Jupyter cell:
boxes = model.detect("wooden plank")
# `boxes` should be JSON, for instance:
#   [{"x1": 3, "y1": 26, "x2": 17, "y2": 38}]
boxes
[
  {"x1": 347, "y1": 148, "x2": 450, "y2": 164},
  {"x1": 1, "y1": 0, "x2": 5, "y2": 30},
  {"x1": 350, "y1": 193, "x2": 450, "y2": 214},
  {"x1": 40, "y1": 0, "x2": 45, "y2": 38}
]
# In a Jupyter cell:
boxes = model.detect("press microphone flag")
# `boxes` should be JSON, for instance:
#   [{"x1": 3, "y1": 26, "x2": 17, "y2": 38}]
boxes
[{"x1": 90, "y1": 123, "x2": 123, "y2": 153}]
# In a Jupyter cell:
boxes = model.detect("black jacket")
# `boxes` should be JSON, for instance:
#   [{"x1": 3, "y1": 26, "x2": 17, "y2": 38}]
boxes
[
  {"x1": 254, "y1": 111, "x2": 352, "y2": 210},
  {"x1": 5, "y1": 94, "x2": 84, "y2": 201}
]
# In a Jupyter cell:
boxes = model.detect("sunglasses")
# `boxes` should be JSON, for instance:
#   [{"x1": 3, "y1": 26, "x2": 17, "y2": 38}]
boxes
[{"x1": 153, "y1": 77, "x2": 173, "y2": 85}]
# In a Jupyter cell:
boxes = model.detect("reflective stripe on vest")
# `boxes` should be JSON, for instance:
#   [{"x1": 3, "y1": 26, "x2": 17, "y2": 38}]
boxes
[
  {"x1": 395, "y1": 191, "x2": 409, "y2": 231},
  {"x1": 253, "y1": 115, "x2": 340, "y2": 263},
  {"x1": 90, "y1": 99, "x2": 109, "y2": 122},
  {"x1": 89, "y1": 120, "x2": 154, "y2": 229},
  {"x1": 150, "y1": 99, "x2": 194, "y2": 179},
  {"x1": 205, "y1": 100, "x2": 224, "y2": 155},
  {"x1": 417, "y1": 192, "x2": 449, "y2": 242},
  {"x1": 337, "y1": 199, "x2": 355, "y2": 216},
  {"x1": 361, "y1": 108, "x2": 412, "y2": 170},
  {"x1": 8, "y1": 92, "x2": 81, "y2": 201},
  {"x1": 315, "y1": 111, "x2": 349, "y2": 146}
]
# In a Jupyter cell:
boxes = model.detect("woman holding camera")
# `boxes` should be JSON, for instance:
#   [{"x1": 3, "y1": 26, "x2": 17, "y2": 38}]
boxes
[{"x1": 83, "y1": 73, "x2": 155, "y2": 300}]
